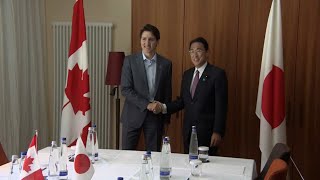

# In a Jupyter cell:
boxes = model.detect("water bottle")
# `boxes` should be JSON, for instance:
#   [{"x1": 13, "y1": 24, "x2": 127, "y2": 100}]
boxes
[
  {"x1": 59, "y1": 137, "x2": 68, "y2": 179},
  {"x1": 86, "y1": 127, "x2": 95, "y2": 163},
  {"x1": 48, "y1": 141, "x2": 59, "y2": 178},
  {"x1": 146, "y1": 151, "x2": 153, "y2": 172},
  {"x1": 93, "y1": 124, "x2": 99, "y2": 161},
  {"x1": 189, "y1": 126, "x2": 199, "y2": 161},
  {"x1": 9, "y1": 155, "x2": 19, "y2": 180},
  {"x1": 160, "y1": 136, "x2": 172, "y2": 180},
  {"x1": 140, "y1": 154, "x2": 151, "y2": 180},
  {"x1": 19, "y1": 151, "x2": 27, "y2": 173}
]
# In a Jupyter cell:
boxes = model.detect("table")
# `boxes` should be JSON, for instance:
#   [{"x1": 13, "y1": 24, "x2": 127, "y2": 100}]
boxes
[{"x1": 0, "y1": 147, "x2": 257, "y2": 179}]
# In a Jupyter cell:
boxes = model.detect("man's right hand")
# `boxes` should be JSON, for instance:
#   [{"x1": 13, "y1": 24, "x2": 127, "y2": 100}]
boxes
[{"x1": 147, "y1": 101, "x2": 163, "y2": 114}]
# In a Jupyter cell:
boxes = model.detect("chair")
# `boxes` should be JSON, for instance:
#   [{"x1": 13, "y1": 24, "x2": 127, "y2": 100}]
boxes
[
  {"x1": 264, "y1": 159, "x2": 288, "y2": 180},
  {"x1": 0, "y1": 142, "x2": 9, "y2": 165},
  {"x1": 256, "y1": 143, "x2": 290, "y2": 180}
]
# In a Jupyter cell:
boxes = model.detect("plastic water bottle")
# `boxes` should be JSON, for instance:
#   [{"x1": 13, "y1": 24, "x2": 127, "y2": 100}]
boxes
[
  {"x1": 140, "y1": 154, "x2": 152, "y2": 180},
  {"x1": 145, "y1": 151, "x2": 154, "y2": 180},
  {"x1": 93, "y1": 124, "x2": 99, "y2": 161},
  {"x1": 146, "y1": 151, "x2": 153, "y2": 172},
  {"x1": 160, "y1": 136, "x2": 172, "y2": 179},
  {"x1": 86, "y1": 127, "x2": 95, "y2": 163},
  {"x1": 48, "y1": 141, "x2": 59, "y2": 178},
  {"x1": 189, "y1": 126, "x2": 199, "y2": 161},
  {"x1": 59, "y1": 137, "x2": 68, "y2": 179},
  {"x1": 19, "y1": 151, "x2": 27, "y2": 173},
  {"x1": 9, "y1": 155, "x2": 19, "y2": 180}
]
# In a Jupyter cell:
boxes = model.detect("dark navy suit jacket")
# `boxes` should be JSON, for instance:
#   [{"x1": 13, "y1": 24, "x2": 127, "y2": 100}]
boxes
[{"x1": 166, "y1": 63, "x2": 228, "y2": 149}]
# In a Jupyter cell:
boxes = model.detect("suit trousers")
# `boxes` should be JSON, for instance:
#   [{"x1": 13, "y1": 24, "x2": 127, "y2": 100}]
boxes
[{"x1": 122, "y1": 112, "x2": 163, "y2": 151}]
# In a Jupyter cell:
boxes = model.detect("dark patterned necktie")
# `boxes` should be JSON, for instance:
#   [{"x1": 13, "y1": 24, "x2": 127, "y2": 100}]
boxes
[{"x1": 191, "y1": 70, "x2": 199, "y2": 98}]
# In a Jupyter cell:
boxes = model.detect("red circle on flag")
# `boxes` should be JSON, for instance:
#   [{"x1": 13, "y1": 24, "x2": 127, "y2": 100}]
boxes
[{"x1": 74, "y1": 154, "x2": 90, "y2": 174}]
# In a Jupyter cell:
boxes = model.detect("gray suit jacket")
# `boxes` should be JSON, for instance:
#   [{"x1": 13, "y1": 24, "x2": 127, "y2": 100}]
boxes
[{"x1": 120, "y1": 53, "x2": 172, "y2": 129}]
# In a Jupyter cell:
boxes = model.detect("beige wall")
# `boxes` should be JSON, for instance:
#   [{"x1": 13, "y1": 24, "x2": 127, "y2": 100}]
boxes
[{"x1": 45, "y1": 0, "x2": 131, "y2": 146}]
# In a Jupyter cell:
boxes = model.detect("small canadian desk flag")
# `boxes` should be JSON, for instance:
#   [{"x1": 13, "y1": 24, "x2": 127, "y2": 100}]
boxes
[
  {"x1": 73, "y1": 137, "x2": 95, "y2": 180},
  {"x1": 20, "y1": 134, "x2": 44, "y2": 180}
]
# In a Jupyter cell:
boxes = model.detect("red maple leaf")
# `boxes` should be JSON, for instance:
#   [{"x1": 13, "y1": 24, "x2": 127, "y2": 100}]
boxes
[
  {"x1": 23, "y1": 156, "x2": 34, "y2": 173},
  {"x1": 64, "y1": 63, "x2": 90, "y2": 115}
]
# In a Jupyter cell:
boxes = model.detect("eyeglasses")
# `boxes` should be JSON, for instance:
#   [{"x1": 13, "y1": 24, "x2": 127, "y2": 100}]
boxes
[{"x1": 189, "y1": 49, "x2": 205, "y2": 54}]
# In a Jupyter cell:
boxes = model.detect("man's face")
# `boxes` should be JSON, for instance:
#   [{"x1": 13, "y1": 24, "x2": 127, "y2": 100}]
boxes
[
  {"x1": 140, "y1": 31, "x2": 158, "y2": 55},
  {"x1": 189, "y1": 42, "x2": 208, "y2": 68}
]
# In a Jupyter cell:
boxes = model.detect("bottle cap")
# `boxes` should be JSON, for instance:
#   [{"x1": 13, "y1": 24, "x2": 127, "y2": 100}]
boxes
[
  {"x1": 93, "y1": 124, "x2": 97, "y2": 128},
  {"x1": 142, "y1": 154, "x2": 148, "y2": 160},
  {"x1": 146, "y1": 151, "x2": 151, "y2": 155},
  {"x1": 198, "y1": 146, "x2": 209, "y2": 151},
  {"x1": 117, "y1": 177, "x2": 124, "y2": 180},
  {"x1": 20, "y1": 151, "x2": 27, "y2": 156},
  {"x1": 190, "y1": 159, "x2": 202, "y2": 165}
]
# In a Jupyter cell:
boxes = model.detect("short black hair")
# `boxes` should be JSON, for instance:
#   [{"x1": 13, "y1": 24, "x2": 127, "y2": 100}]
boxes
[
  {"x1": 189, "y1": 37, "x2": 209, "y2": 51},
  {"x1": 140, "y1": 24, "x2": 160, "y2": 40}
]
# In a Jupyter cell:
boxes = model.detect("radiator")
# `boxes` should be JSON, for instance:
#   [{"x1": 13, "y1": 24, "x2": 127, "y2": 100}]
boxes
[{"x1": 52, "y1": 22, "x2": 113, "y2": 148}]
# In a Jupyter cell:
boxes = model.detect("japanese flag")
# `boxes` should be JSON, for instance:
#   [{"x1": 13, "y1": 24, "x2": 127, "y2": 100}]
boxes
[
  {"x1": 256, "y1": 0, "x2": 286, "y2": 169},
  {"x1": 73, "y1": 137, "x2": 95, "y2": 180},
  {"x1": 20, "y1": 134, "x2": 44, "y2": 180}
]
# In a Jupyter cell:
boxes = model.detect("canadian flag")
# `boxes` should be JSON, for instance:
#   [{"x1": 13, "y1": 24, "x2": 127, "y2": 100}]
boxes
[
  {"x1": 20, "y1": 134, "x2": 44, "y2": 180},
  {"x1": 60, "y1": 0, "x2": 91, "y2": 146},
  {"x1": 73, "y1": 137, "x2": 95, "y2": 180},
  {"x1": 256, "y1": 0, "x2": 286, "y2": 169}
]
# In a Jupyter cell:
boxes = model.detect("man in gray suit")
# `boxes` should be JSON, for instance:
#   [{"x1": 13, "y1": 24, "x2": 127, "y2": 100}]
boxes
[{"x1": 120, "y1": 24, "x2": 172, "y2": 151}]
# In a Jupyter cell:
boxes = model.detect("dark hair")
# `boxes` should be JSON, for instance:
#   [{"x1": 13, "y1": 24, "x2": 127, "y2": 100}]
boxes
[
  {"x1": 189, "y1": 37, "x2": 209, "y2": 51},
  {"x1": 140, "y1": 24, "x2": 160, "y2": 40}
]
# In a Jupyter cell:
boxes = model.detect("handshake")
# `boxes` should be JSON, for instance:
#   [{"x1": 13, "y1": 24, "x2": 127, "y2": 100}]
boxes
[{"x1": 147, "y1": 101, "x2": 164, "y2": 114}]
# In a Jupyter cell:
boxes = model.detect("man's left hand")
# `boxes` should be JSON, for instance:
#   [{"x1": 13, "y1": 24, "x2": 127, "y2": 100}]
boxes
[{"x1": 210, "y1": 132, "x2": 222, "y2": 147}]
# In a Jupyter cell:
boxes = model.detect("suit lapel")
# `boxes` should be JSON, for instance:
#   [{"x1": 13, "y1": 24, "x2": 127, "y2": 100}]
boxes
[
  {"x1": 186, "y1": 68, "x2": 195, "y2": 99},
  {"x1": 193, "y1": 64, "x2": 210, "y2": 100},
  {"x1": 154, "y1": 54, "x2": 162, "y2": 96},
  {"x1": 136, "y1": 53, "x2": 149, "y2": 90}
]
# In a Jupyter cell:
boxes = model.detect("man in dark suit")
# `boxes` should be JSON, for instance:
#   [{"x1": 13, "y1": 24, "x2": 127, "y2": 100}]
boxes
[
  {"x1": 151, "y1": 37, "x2": 227, "y2": 155},
  {"x1": 120, "y1": 24, "x2": 172, "y2": 151}
]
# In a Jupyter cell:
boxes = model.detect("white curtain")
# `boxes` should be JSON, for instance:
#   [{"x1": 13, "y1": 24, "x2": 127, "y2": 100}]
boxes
[{"x1": 0, "y1": 0, "x2": 49, "y2": 157}]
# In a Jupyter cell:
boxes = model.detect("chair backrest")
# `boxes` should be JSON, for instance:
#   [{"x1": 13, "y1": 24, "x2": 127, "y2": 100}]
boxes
[
  {"x1": 264, "y1": 159, "x2": 288, "y2": 180},
  {"x1": 256, "y1": 143, "x2": 291, "y2": 180},
  {"x1": 0, "y1": 142, "x2": 9, "y2": 166}
]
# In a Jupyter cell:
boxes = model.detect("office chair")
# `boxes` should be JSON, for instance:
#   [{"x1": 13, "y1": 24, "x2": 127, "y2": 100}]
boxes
[
  {"x1": 264, "y1": 159, "x2": 288, "y2": 180},
  {"x1": 0, "y1": 142, "x2": 8, "y2": 166},
  {"x1": 256, "y1": 143, "x2": 290, "y2": 180}
]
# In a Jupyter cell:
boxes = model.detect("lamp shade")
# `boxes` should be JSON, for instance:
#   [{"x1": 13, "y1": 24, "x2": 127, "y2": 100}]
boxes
[{"x1": 105, "y1": 52, "x2": 125, "y2": 85}]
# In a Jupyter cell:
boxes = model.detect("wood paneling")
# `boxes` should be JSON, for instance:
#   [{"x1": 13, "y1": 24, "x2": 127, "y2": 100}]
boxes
[
  {"x1": 132, "y1": 0, "x2": 185, "y2": 152},
  {"x1": 291, "y1": 0, "x2": 320, "y2": 179},
  {"x1": 236, "y1": 0, "x2": 271, "y2": 163},
  {"x1": 184, "y1": 0, "x2": 239, "y2": 157},
  {"x1": 132, "y1": 0, "x2": 320, "y2": 178}
]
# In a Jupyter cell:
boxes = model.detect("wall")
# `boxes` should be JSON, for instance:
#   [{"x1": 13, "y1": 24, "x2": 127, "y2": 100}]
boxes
[
  {"x1": 45, "y1": 0, "x2": 131, "y2": 146},
  {"x1": 132, "y1": 0, "x2": 320, "y2": 179}
]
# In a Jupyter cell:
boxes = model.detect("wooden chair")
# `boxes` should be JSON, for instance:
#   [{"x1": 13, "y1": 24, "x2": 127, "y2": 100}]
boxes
[
  {"x1": 0, "y1": 142, "x2": 9, "y2": 165},
  {"x1": 256, "y1": 143, "x2": 290, "y2": 180},
  {"x1": 264, "y1": 159, "x2": 288, "y2": 180}
]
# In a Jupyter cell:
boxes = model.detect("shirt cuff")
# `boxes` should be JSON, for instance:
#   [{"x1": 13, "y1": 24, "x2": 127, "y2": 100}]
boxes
[{"x1": 162, "y1": 103, "x2": 167, "y2": 114}]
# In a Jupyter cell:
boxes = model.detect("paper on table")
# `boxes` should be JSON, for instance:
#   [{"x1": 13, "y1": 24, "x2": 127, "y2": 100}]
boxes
[
  {"x1": 203, "y1": 163, "x2": 245, "y2": 176},
  {"x1": 93, "y1": 163, "x2": 140, "y2": 179}
]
